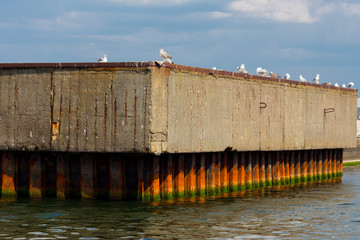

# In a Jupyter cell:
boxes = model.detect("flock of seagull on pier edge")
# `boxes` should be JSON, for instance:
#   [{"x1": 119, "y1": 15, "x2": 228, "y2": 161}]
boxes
[{"x1": 96, "y1": 49, "x2": 355, "y2": 89}]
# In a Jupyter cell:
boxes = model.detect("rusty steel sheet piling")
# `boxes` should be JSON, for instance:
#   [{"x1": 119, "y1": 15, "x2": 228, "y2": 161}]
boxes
[{"x1": 0, "y1": 150, "x2": 345, "y2": 200}]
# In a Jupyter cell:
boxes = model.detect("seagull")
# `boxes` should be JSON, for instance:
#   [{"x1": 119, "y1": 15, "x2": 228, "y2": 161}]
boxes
[
  {"x1": 334, "y1": 83, "x2": 339, "y2": 87},
  {"x1": 269, "y1": 72, "x2": 281, "y2": 78},
  {"x1": 159, "y1": 48, "x2": 172, "y2": 63},
  {"x1": 236, "y1": 64, "x2": 248, "y2": 74},
  {"x1": 312, "y1": 74, "x2": 320, "y2": 84},
  {"x1": 96, "y1": 54, "x2": 107, "y2": 62},
  {"x1": 299, "y1": 75, "x2": 307, "y2": 82},
  {"x1": 211, "y1": 66, "x2": 217, "y2": 70},
  {"x1": 348, "y1": 82, "x2": 355, "y2": 88},
  {"x1": 341, "y1": 83, "x2": 346, "y2": 88},
  {"x1": 284, "y1": 73, "x2": 290, "y2": 80},
  {"x1": 256, "y1": 67, "x2": 268, "y2": 76},
  {"x1": 322, "y1": 81, "x2": 331, "y2": 85}
]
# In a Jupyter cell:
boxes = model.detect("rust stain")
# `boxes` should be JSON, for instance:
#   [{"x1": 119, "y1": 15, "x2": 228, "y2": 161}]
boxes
[
  {"x1": 221, "y1": 152, "x2": 228, "y2": 190},
  {"x1": 175, "y1": 155, "x2": 185, "y2": 196},
  {"x1": 253, "y1": 152, "x2": 259, "y2": 185},
  {"x1": 230, "y1": 152, "x2": 239, "y2": 190},
  {"x1": 151, "y1": 157, "x2": 160, "y2": 198},
  {"x1": 164, "y1": 155, "x2": 173, "y2": 196},
  {"x1": 198, "y1": 154, "x2": 206, "y2": 194},
  {"x1": 239, "y1": 152, "x2": 246, "y2": 187},
  {"x1": 51, "y1": 122, "x2": 60, "y2": 141}
]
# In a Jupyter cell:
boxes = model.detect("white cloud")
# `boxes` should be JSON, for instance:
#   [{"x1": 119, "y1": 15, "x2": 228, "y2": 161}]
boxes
[
  {"x1": 30, "y1": 11, "x2": 100, "y2": 31},
  {"x1": 228, "y1": 0, "x2": 316, "y2": 24},
  {"x1": 107, "y1": 0, "x2": 193, "y2": 5},
  {"x1": 340, "y1": 3, "x2": 360, "y2": 16}
]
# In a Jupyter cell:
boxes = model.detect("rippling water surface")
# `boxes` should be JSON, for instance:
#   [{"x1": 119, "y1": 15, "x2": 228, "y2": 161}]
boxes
[{"x1": 1, "y1": 165, "x2": 360, "y2": 239}]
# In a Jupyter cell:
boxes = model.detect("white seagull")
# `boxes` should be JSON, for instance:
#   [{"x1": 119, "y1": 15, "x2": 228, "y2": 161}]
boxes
[
  {"x1": 269, "y1": 71, "x2": 281, "y2": 78},
  {"x1": 159, "y1": 48, "x2": 173, "y2": 63},
  {"x1": 312, "y1": 74, "x2": 320, "y2": 84},
  {"x1": 299, "y1": 75, "x2": 307, "y2": 82},
  {"x1": 236, "y1": 64, "x2": 248, "y2": 74},
  {"x1": 323, "y1": 81, "x2": 331, "y2": 86},
  {"x1": 211, "y1": 66, "x2": 217, "y2": 70},
  {"x1": 256, "y1": 67, "x2": 268, "y2": 76},
  {"x1": 96, "y1": 54, "x2": 107, "y2": 62},
  {"x1": 284, "y1": 73, "x2": 290, "y2": 80},
  {"x1": 341, "y1": 83, "x2": 346, "y2": 88},
  {"x1": 334, "y1": 83, "x2": 339, "y2": 87},
  {"x1": 348, "y1": 82, "x2": 355, "y2": 88}
]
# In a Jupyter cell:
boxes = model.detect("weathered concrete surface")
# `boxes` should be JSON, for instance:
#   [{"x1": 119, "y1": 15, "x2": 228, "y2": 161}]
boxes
[
  {"x1": 164, "y1": 67, "x2": 357, "y2": 153},
  {"x1": 0, "y1": 62, "x2": 357, "y2": 154}
]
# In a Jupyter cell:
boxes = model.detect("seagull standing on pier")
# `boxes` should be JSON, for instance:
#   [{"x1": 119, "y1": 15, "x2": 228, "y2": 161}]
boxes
[
  {"x1": 159, "y1": 48, "x2": 173, "y2": 63},
  {"x1": 96, "y1": 54, "x2": 107, "y2": 62},
  {"x1": 256, "y1": 67, "x2": 268, "y2": 76},
  {"x1": 284, "y1": 73, "x2": 290, "y2": 80},
  {"x1": 312, "y1": 74, "x2": 320, "y2": 84},
  {"x1": 299, "y1": 75, "x2": 307, "y2": 82},
  {"x1": 269, "y1": 71, "x2": 281, "y2": 78},
  {"x1": 348, "y1": 82, "x2": 355, "y2": 88},
  {"x1": 236, "y1": 64, "x2": 248, "y2": 74},
  {"x1": 341, "y1": 83, "x2": 346, "y2": 88},
  {"x1": 334, "y1": 83, "x2": 339, "y2": 87}
]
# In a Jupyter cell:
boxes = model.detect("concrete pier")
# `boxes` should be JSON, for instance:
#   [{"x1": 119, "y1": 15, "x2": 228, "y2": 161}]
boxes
[{"x1": 0, "y1": 61, "x2": 357, "y2": 200}]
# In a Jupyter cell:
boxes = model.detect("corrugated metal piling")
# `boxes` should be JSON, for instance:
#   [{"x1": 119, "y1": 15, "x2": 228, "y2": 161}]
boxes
[
  {"x1": 0, "y1": 150, "x2": 345, "y2": 200},
  {"x1": 0, "y1": 61, "x2": 357, "y2": 200}
]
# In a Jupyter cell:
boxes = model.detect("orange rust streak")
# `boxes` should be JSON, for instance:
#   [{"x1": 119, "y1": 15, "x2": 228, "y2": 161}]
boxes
[
  {"x1": 332, "y1": 150, "x2": 337, "y2": 176},
  {"x1": 253, "y1": 152, "x2": 259, "y2": 185},
  {"x1": 164, "y1": 155, "x2": 173, "y2": 196},
  {"x1": 259, "y1": 152, "x2": 265, "y2": 184},
  {"x1": 285, "y1": 152, "x2": 290, "y2": 181},
  {"x1": 230, "y1": 152, "x2": 239, "y2": 189},
  {"x1": 239, "y1": 152, "x2": 246, "y2": 187},
  {"x1": 189, "y1": 154, "x2": 197, "y2": 194},
  {"x1": 275, "y1": 152, "x2": 281, "y2": 184},
  {"x1": 265, "y1": 152, "x2": 272, "y2": 184},
  {"x1": 221, "y1": 152, "x2": 229, "y2": 191},
  {"x1": 318, "y1": 151, "x2": 323, "y2": 177},
  {"x1": 215, "y1": 153, "x2": 221, "y2": 191},
  {"x1": 210, "y1": 153, "x2": 216, "y2": 192},
  {"x1": 280, "y1": 152, "x2": 285, "y2": 183},
  {"x1": 175, "y1": 155, "x2": 185, "y2": 196},
  {"x1": 323, "y1": 150, "x2": 328, "y2": 176},
  {"x1": 302, "y1": 151, "x2": 308, "y2": 179},
  {"x1": 151, "y1": 157, "x2": 160, "y2": 198},
  {"x1": 313, "y1": 151, "x2": 317, "y2": 179},
  {"x1": 309, "y1": 151, "x2": 314, "y2": 178},
  {"x1": 197, "y1": 154, "x2": 206, "y2": 194},
  {"x1": 290, "y1": 152, "x2": 295, "y2": 180},
  {"x1": 246, "y1": 152, "x2": 253, "y2": 186}
]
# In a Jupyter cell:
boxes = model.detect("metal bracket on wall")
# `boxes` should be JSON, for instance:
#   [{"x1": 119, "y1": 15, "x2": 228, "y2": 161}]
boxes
[
  {"x1": 324, "y1": 108, "x2": 335, "y2": 114},
  {"x1": 260, "y1": 102, "x2": 267, "y2": 109}
]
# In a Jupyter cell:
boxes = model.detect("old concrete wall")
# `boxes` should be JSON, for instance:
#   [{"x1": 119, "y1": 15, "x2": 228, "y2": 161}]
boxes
[
  {"x1": 0, "y1": 62, "x2": 357, "y2": 154},
  {"x1": 0, "y1": 69, "x2": 52, "y2": 150},
  {"x1": 162, "y1": 67, "x2": 357, "y2": 153},
  {"x1": 0, "y1": 63, "x2": 152, "y2": 152}
]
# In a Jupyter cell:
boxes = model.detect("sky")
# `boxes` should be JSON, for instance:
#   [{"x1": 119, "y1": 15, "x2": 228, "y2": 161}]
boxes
[{"x1": 0, "y1": 0, "x2": 360, "y2": 89}]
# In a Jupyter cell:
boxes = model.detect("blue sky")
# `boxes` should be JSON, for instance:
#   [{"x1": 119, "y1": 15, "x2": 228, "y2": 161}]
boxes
[{"x1": 1, "y1": 0, "x2": 360, "y2": 88}]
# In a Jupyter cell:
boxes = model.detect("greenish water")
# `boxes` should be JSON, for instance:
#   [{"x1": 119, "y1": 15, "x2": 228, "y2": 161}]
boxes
[{"x1": 1, "y1": 165, "x2": 360, "y2": 239}]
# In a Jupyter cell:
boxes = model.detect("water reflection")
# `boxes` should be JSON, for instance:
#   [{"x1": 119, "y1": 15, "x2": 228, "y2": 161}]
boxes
[{"x1": 0, "y1": 165, "x2": 360, "y2": 239}]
